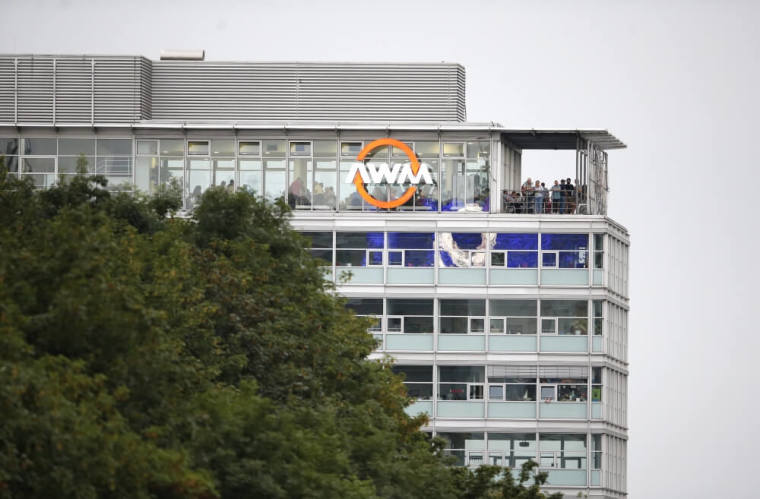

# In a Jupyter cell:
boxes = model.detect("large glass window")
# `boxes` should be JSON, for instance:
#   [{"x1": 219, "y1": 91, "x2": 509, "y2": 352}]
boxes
[
  {"x1": 438, "y1": 232, "x2": 487, "y2": 267},
  {"x1": 387, "y1": 232, "x2": 434, "y2": 267},
  {"x1": 488, "y1": 367, "x2": 537, "y2": 402},
  {"x1": 264, "y1": 159, "x2": 286, "y2": 201},
  {"x1": 593, "y1": 300, "x2": 603, "y2": 336},
  {"x1": 0, "y1": 138, "x2": 19, "y2": 173},
  {"x1": 593, "y1": 233, "x2": 604, "y2": 269},
  {"x1": 345, "y1": 298, "x2": 383, "y2": 333},
  {"x1": 487, "y1": 434, "x2": 537, "y2": 468},
  {"x1": 540, "y1": 367, "x2": 588, "y2": 403},
  {"x1": 491, "y1": 233, "x2": 538, "y2": 268},
  {"x1": 392, "y1": 365, "x2": 433, "y2": 400},
  {"x1": 313, "y1": 142, "x2": 337, "y2": 211},
  {"x1": 386, "y1": 299, "x2": 433, "y2": 333},
  {"x1": 439, "y1": 432, "x2": 485, "y2": 467},
  {"x1": 539, "y1": 434, "x2": 587, "y2": 469},
  {"x1": 440, "y1": 299, "x2": 485, "y2": 334},
  {"x1": 541, "y1": 300, "x2": 588, "y2": 335},
  {"x1": 438, "y1": 366, "x2": 484, "y2": 401},
  {"x1": 441, "y1": 141, "x2": 489, "y2": 212},
  {"x1": 299, "y1": 231, "x2": 333, "y2": 264},
  {"x1": 489, "y1": 300, "x2": 537, "y2": 335},
  {"x1": 336, "y1": 232, "x2": 384, "y2": 267},
  {"x1": 541, "y1": 234, "x2": 589, "y2": 268}
]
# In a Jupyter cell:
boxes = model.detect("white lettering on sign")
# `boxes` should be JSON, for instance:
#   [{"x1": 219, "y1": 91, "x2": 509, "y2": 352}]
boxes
[{"x1": 344, "y1": 162, "x2": 433, "y2": 185}]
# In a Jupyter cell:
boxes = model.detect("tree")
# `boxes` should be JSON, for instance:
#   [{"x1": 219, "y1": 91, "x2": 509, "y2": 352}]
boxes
[{"x1": 0, "y1": 167, "x2": 563, "y2": 499}]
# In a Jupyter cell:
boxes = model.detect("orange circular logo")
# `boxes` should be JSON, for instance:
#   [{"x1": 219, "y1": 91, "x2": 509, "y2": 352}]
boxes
[{"x1": 353, "y1": 138, "x2": 421, "y2": 209}]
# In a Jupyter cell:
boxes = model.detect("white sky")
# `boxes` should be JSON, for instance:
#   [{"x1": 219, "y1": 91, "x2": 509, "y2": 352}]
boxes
[{"x1": 3, "y1": 0, "x2": 759, "y2": 496}]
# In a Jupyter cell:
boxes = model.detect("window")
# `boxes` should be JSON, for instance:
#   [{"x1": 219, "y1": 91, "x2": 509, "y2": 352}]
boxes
[
  {"x1": 387, "y1": 299, "x2": 433, "y2": 333},
  {"x1": 24, "y1": 138, "x2": 57, "y2": 155},
  {"x1": 58, "y1": 138, "x2": 95, "y2": 183},
  {"x1": 289, "y1": 141, "x2": 311, "y2": 156},
  {"x1": 264, "y1": 159, "x2": 286, "y2": 200},
  {"x1": 592, "y1": 435, "x2": 602, "y2": 469},
  {"x1": 210, "y1": 139, "x2": 234, "y2": 157},
  {"x1": 340, "y1": 141, "x2": 362, "y2": 156},
  {"x1": 345, "y1": 298, "x2": 383, "y2": 333},
  {"x1": 299, "y1": 231, "x2": 333, "y2": 264},
  {"x1": 592, "y1": 367, "x2": 602, "y2": 402},
  {"x1": 594, "y1": 233, "x2": 604, "y2": 269},
  {"x1": 440, "y1": 300, "x2": 486, "y2": 334},
  {"x1": 439, "y1": 432, "x2": 485, "y2": 467},
  {"x1": 387, "y1": 232, "x2": 434, "y2": 267},
  {"x1": 539, "y1": 434, "x2": 586, "y2": 469},
  {"x1": 392, "y1": 365, "x2": 433, "y2": 400},
  {"x1": 489, "y1": 300, "x2": 537, "y2": 335},
  {"x1": 491, "y1": 233, "x2": 538, "y2": 268},
  {"x1": 541, "y1": 234, "x2": 589, "y2": 268},
  {"x1": 187, "y1": 157, "x2": 211, "y2": 207},
  {"x1": 239, "y1": 158, "x2": 262, "y2": 195},
  {"x1": 96, "y1": 139, "x2": 133, "y2": 191},
  {"x1": 187, "y1": 140, "x2": 209, "y2": 156},
  {"x1": 593, "y1": 300, "x2": 603, "y2": 336},
  {"x1": 136, "y1": 139, "x2": 158, "y2": 156},
  {"x1": 488, "y1": 367, "x2": 536, "y2": 401},
  {"x1": 336, "y1": 232, "x2": 384, "y2": 267},
  {"x1": 159, "y1": 139, "x2": 184, "y2": 156},
  {"x1": 288, "y1": 155, "x2": 312, "y2": 209},
  {"x1": 487, "y1": 434, "x2": 536, "y2": 468},
  {"x1": 540, "y1": 300, "x2": 588, "y2": 335},
  {"x1": 263, "y1": 140, "x2": 286, "y2": 157},
  {"x1": 0, "y1": 138, "x2": 19, "y2": 173},
  {"x1": 238, "y1": 141, "x2": 261, "y2": 156},
  {"x1": 540, "y1": 367, "x2": 588, "y2": 403},
  {"x1": 438, "y1": 366, "x2": 484, "y2": 401},
  {"x1": 438, "y1": 233, "x2": 487, "y2": 267}
]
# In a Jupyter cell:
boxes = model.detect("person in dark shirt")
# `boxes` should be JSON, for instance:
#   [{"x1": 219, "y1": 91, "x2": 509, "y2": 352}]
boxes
[{"x1": 564, "y1": 177, "x2": 575, "y2": 214}]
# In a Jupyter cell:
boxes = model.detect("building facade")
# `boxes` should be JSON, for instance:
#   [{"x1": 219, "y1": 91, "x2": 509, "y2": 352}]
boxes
[{"x1": 0, "y1": 54, "x2": 629, "y2": 498}]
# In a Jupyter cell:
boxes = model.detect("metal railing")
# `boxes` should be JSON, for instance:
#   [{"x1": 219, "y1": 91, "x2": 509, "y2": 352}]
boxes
[{"x1": 502, "y1": 188, "x2": 589, "y2": 215}]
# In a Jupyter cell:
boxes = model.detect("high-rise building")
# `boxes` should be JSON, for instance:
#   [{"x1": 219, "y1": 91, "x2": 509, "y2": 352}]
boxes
[{"x1": 0, "y1": 54, "x2": 629, "y2": 498}]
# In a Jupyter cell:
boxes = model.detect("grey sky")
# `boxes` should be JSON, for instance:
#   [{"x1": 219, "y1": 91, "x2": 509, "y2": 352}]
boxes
[{"x1": 3, "y1": 0, "x2": 759, "y2": 496}]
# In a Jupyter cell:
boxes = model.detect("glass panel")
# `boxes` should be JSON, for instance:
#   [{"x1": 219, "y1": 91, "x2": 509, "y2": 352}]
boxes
[
  {"x1": 238, "y1": 141, "x2": 261, "y2": 156},
  {"x1": 466, "y1": 141, "x2": 490, "y2": 159},
  {"x1": 541, "y1": 318, "x2": 556, "y2": 334},
  {"x1": 187, "y1": 141, "x2": 209, "y2": 155},
  {"x1": 211, "y1": 139, "x2": 234, "y2": 156},
  {"x1": 336, "y1": 250, "x2": 366, "y2": 266},
  {"x1": 506, "y1": 317, "x2": 537, "y2": 335},
  {"x1": 507, "y1": 252, "x2": 538, "y2": 268},
  {"x1": 58, "y1": 156, "x2": 94, "y2": 173},
  {"x1": 542, "y1": 253, "x2": 557, "y2": 267},
  {"x1": 23, "y1": 138, "x2": 57, "y2": 155},
  {"x1": 160, "y1": 139, "x2": 184, "y2": 156},
  {"x1": 314, "y1": 159, "x2": 337, "y2": 210},
  {"x1": 404, "y1": 316, "x2": 433, "y2": 333},
  {"x1": 22, "y1": 158, "x2": 55, "y2": 173},
  {"x1": 290, "y1": 141, "x2": 311, "y2": 156},
  {"x1": 263, "y1": 140, "x2": 286, "y2": 157},
  {"x1": 440, "y1": 299, "x2": 486, "y2": 316},
  {"x1": 440, "y1": 317, "x2": 468, "y2": 334},
  {"x1": 3, "y1": 156, "x2": 18, "y2": 173},
  {"x1": 559, "y1": 251, "x2": 588, "y2": 268},
  {"x1": 135, "y1": 157, "x2": 157, "y2": 192},
  {"x1": 438, "y1": 384, "x2": 467, "y2": 400},
  {"x1": 264, "y1": 159, "x2": 286, "y2": 200},
  {"x1": 541, "y1": 234, "x2": 589, "y2": 251},
  {"x1": 314, "y1": 140, "x2": 337, "y2": 156},
  {"x1": 506, "y1": 384, "x2": 536, "y2": 401},
  {"x1": 136, "y1": 140, "x2": 158, "y2": 156},
  {"x1": 387, "y1": 299, "x2": 433, "y2": 316},
  {"x1": 540, "y1": 386, "x2": 555, "y2": 400},
  {"x1": 346, "y1": 298, "x2": 383, "y2": 316},
  {"x1": 489, "y1": 300, "x2": 536, "y2": 317},
  {"x1": 493, "y1": 233, "x2": 538, "y2": 251},
  {"x1": 59, "y1": 138, "x2": 95, "y2": 156},
  {"x1": 239, "y1": 160, "x2": 262, "y2": 195},
  {"x1": 491, "y1": 252, "x2": 505, "y2": 266},
  {"x1": 541, "y1": 300, "x2": 587, "y2": 317},
  {"x1": 391, "y1": 365, "x2": 432, "y2": 382},
  {"x1": 336, "y1": 232, "x2": 384, "y2": 249},
  {"x1": 414, "y1": 141, "x2": 438, "y2": 158},
  {"x1": 300, "y1": 231, "x2": 332, "y2": 248},
  {"x1": 489, "y1": 318, "x2": 504, "y2": 333},
  {"x1": 442, "y1": 142, "x2": 464, "y2": 157},
  {"x1": 388, "y1": 232, "x2": 434, "y2": 249},
  {"x1": 558, "y1": 318, "x2": 588, "y2": 335},
  {"x1": 288, "y1": 158, "x2": 312, "y2": 209},
  {"x1": 405, "y1": 383, "x2": 433, "y2": 400},
  {"x1": 0, "y1": 138, "x2": 19, "y2": 155},
  {"x1": 439, "y1": 366, "x2": 484, "y2": 383},
  {"x1": 441, "y1": 158, "x2": 464, "y2": 211},
  {"x1": 558, "y1": 385, "x2": 587, "y2": 401},
  {"x1": 341, "y1": 142, "x2": 362, "y2": 156},
  {"x1": 97, "y1": 138, "x2": 131, "y2": 156}
]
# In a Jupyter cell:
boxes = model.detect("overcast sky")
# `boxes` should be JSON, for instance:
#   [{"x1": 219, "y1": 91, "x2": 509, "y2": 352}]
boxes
[{"x1": 3, "y1": 0, "x2": 759, "y2": 496}]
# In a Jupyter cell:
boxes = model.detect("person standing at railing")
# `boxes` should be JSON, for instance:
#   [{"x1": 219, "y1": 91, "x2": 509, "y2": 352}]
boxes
[
  {"x1": 551, "y1": 180, "x2": 562, "y2": 213},
  {"x1": 559, "y1": 179, "x2": 567, "y2": 213},
  {"x1": 533, "y1": 180, "x2": 544, "y2": 213},
  {"x1": 521, "y1": 177, "x2": 534, "y2": 213},
  {"x1": 565, "y1": 178, "x2": 576, "y2": 213}
]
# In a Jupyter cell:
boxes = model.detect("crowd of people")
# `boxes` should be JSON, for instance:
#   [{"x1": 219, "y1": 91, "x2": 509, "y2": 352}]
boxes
[{"x1": 502, "y1": 177, "x2": 587, "y2": 214}]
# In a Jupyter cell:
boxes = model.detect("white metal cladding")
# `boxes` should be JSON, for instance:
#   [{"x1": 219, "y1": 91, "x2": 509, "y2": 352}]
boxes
[
  {"x1": 55, "y1": 58, "x2": 92, "y2": 123},
  {"x1": 94, "y1": 57, "x2": 150, "y2": 123},
  {"x1": 17, "y1": 58, "x2": 54, "y2": 122},
  {"x1": 0, "y1": 58, "x2": 14, "y2": 122},
  {"x1": 487, "y1": 366, "x2": 537, "y2": 378},
  {"x1": 149, "y1": 62, "x2": 466, "y2": 121}
]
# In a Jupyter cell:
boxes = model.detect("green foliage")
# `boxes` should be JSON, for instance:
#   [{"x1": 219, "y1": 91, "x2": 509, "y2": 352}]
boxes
[{"x1": 0, "y1": 170, "x2": 562, "y2": 499}]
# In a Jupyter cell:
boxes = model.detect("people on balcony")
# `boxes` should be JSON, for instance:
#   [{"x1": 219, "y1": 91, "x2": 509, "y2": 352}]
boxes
[{"x1": 503, "y1": 178, "x2": 588, "y2": 214}]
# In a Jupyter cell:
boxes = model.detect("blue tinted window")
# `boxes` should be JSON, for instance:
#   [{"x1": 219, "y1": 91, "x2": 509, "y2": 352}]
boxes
[
  {"x1": 336, "y1": 232, "x2": 384, "y2": 248},
  {"x1": 451, "y1": 233, "x2": 485, "y2": 250},
  {"x1": 388, "y1": 251, "x2": 403, "y2": 265},
  {"x1": 369, "y1": 251, "x2": 383, "y2": 265},
  {"x1": 559, "y1": 251, "x2": 588, "y2": 268},
  {"x1": 507, "y1": 252, "x2": 538, "y2": 268},
  {"x1": 405, "y1": 250, "x2": 434, "y2": 267},
  {"x1": 542, "y1": 253, "x2": 557, "y2": 267},
  {"x1": 541, "y1": 234, "x2": 588, "y2": 251},
  {"x1": 494, "y1": 233, "x2": 538, "y2": 250},
  {"x1": 438, "y1": 250, "x2": 455, "y2": 267},
  {"x1": 388, "y1": 232, "x2": 434, "y2": 249}
]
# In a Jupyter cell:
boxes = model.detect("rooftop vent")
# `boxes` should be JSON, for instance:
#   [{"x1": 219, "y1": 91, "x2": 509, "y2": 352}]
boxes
[{"x1": 160, "y1": 49, "x2": 205, "y2": 61}]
